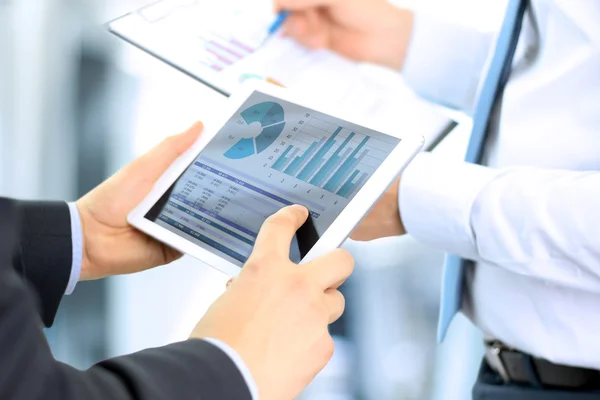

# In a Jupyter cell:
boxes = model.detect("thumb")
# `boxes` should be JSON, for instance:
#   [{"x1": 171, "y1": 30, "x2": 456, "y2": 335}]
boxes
[
  {"x1": 127, "y1": 122, "x2": 203, "y2": 183},
  {"x1": 76, "y1": 122, "x2": 203, "y2": 227},
  {"x1": 226, "y1": 277, "x2": 235, "y2": 288},
  {"x1": 251, "y1": 205, "x2": 309, "y2": 259}
]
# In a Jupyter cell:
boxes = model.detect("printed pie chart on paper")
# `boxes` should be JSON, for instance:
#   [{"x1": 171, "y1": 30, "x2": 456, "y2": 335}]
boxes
[{"x1": 224, "y1": 102, "x2": 286, "y2": 159}]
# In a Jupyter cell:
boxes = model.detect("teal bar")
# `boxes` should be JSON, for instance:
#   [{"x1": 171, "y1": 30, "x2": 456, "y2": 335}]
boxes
[
  {"x1": 310, "y1": 131, "x2": 355, "y2": 186},
  {"x1": 337, "y1": 170, "x2": 361, "y2": 198},
  {"x1": 284, "y1": 156, "x2": 302, "y2": 176},
  {"x1": 296, "y1": 127, "x2": 342, "y2": 181},
  {"x1": 346, "y1": 172, "x2": 369, "y2": 198},
  {"x1": 325, "y1": 149, "x2": 369, "y2": 192},
  {"x1": 295, "y1": 137, "x2": 325, "y2": 173},
  {"x1": 272, "y1": 145, "x2": 293, "y2": 170},
  {"x1": 313, "y1": 147, "x2": 352, "y2": 188},
  {"x1": 284, "y1": 141, "x2": 319, "y2": 176},
  {"x1": 324, "y1": 136, "x2": 370, "y2": 191},
  {"x1": 324, "y1": 157, "x2": 355, "y2": 191},
  {"x1": 311, "y1": 155, "x2": 338, "y2": 185},
  {"x1": 280, "y1": 147, "x2": 300, "y2": 171}
]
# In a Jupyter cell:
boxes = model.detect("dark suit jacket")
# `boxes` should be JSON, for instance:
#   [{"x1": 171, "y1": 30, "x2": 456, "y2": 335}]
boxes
[{"x1": 0, "y1": 198, "x2": 252, "y2": 400}]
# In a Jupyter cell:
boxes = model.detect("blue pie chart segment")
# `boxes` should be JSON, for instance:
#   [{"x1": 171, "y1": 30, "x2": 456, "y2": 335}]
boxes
[
  {"x1": 241, "y1": 102, "x2": 284, "y2": 126},
  {"x1": 224, "y1": 102, "x2": 286, "y2": 159},
  {"x1": 223, "y1": 137, "x2": 256, "y2": 159},
  {"x1": 255, "y1": 123, "x2": 286, "y2": 154}
]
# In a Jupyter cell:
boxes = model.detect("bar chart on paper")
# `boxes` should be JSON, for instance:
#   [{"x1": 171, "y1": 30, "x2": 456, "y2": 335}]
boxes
[
  {"x1": 270, "y1": 116, "x2": 395, "y2": 200},
  {"x1": 131, "y1": 0, "x2": 272, "y2": 73}
]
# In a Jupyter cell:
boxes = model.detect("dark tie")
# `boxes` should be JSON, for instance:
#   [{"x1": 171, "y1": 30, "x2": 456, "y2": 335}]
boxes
[{"x1": 437, "y1": 0, "x2": 528, "y2": 341}]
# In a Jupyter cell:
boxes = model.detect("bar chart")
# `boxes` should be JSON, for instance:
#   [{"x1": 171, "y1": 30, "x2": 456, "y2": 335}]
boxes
[
  {"x1": 199, "y1": 33, "x2": 256, "y2": 72},
  {"x1": 136, "y1": 0, "x2": 268, "y2": 73},
  {"x1": 271, "y1": 118, "x2": 388, "y2": 199}
]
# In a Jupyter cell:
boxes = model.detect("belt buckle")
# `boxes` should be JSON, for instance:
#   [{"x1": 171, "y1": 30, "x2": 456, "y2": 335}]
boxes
[{"x1": 486, "y1": 341, "x2": 511, "y2": 382}]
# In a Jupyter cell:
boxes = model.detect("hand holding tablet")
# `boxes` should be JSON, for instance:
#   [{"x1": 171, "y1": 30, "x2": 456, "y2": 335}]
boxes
[
  {"x1": 191, "y1": 204, "x2": 354, "y2": 400},
  {"x1": 128, "y1": 82, "x2": 424, "y2": 276}
]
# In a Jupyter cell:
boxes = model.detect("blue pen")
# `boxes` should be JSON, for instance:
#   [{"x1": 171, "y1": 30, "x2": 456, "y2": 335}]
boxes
[{"x1": 264, "y1": 10, "x2": 290, "y2": 43}]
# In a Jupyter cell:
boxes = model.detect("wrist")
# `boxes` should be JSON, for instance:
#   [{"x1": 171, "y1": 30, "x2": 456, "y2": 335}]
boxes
[
  {"x1": 380, "y1": 177, "x2": 406, "y2": 236},
  {"x1": 350, "y1": 177, "x2": 405, "y2": 241},
  {"x1": 75, "y1": 200, "x2": 94, "y2": 281},
  {"x1": 65, "y1": 202, "x2": 84, "y2": 294},
  {"x1": 202, "y1": 338, "x2": 260, "y2": 400}
]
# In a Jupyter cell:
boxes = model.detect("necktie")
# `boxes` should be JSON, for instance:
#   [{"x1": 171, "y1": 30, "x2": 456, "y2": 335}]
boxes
[{"x1": 437, "y1": 0, "x2": 528, "y2": 342}]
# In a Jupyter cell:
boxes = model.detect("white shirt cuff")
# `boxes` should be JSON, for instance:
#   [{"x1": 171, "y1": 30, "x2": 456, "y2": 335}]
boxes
[
  {"x1": 399, "y1": 152, "x2": 500, "y2": 260},
  {"x1": 203, "y1": 338, "x2": 259, "y2": 400},
  {"x1": 66, "y1": 202, "x2": 83, "y2": 295},
  {"x1": 402, "y1": 11, "x2": 493, "y2": 112}
]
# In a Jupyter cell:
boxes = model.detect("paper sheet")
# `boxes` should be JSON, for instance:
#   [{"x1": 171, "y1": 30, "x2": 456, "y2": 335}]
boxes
[{"x1": 109, "y1": 0, "x2": 453, "y2": 148}]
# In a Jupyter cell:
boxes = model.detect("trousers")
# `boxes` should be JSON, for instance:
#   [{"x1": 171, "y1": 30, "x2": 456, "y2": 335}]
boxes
[{"x1": 472, "y1": 360, "x2": 600, "y2": 400}]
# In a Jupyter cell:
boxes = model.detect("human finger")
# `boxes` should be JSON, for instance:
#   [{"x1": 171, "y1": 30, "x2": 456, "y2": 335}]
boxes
[
  {"x1": 123, "y1": 122, "x2": 202, "y2": 185},
  {"x1": 251, "y1": 205, "x2": 309, "y2": 260},
  {"x1": 308, "y1": 248, "x2": 354, "y2": 289},
  {"x1": 323, "y1": 288, "x2": 345, "y2": 324}
]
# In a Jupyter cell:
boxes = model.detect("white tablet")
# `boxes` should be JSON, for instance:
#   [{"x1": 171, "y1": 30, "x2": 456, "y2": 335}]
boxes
[{"x1": 128, "y1": 83, "x2": 424, "y2": 276}]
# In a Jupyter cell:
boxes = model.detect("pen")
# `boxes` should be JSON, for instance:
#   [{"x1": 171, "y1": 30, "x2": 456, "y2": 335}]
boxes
[{"x1": 266, "y1": 10, "x2": 290, "y2": 38}]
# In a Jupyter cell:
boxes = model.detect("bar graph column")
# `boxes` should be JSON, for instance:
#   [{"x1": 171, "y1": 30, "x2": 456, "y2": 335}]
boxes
[
  {"x1": 280, "y1": 147, "x2": 300, "y2": 171},
  {"x1": 268, "y1": 124, "x2": 382, "y2": 200},
  {"x1": 296, "y1": 127, "x2": 342, "y2": 182},
  {"x1": 343, "y1": 172, "x2": 369, "y2": 199},
  {"x1": 310, "y1": 132, "x2": 356, "y2": 187},
  {"x1": 324, "y1": 136, "x2": 371, "y2": 192},
  {"x1": 272, "y1": 145, "x2": 293, "y2": 171},
  {"x1": 337, "y1": 170, "x2": 361, "y2": 198},
  {"x1": 330, "y1": 150, "x2": 368, "y2": 192},
  {"x1": 284, "y1": 137, "x2": 324, "y2": 176}
]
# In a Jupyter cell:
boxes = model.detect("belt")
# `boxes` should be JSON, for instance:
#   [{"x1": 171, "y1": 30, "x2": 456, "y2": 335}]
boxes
[{"x1": 484, "y1": 339, "x2": 600, "y2": 389}]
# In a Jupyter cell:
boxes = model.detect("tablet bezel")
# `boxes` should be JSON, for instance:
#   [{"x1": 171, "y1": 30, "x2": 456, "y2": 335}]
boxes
[{"x1": 127, "y1": 82, "x2": 424, "y2": 276}]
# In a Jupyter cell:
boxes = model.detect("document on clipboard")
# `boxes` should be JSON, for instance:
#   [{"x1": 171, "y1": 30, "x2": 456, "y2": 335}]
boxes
[{"x1": 108, "y1": 0, "x2": 456, "y2": 150}]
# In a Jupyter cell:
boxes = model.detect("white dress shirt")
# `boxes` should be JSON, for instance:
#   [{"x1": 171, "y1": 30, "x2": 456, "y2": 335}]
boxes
[{"x1": 400, "y1": 0, "x2": 600, "y2": 368}]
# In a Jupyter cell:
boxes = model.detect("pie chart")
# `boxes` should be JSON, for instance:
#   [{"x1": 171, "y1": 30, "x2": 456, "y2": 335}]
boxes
[{"x1": 224, "y1": 102, "x2": 286, "y2": 159}]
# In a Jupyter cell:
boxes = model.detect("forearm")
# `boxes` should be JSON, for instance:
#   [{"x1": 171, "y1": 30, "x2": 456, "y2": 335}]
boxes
[
  {"x1": 469, "y1": 166, "x2": 600, "y2": 292},
  {"x1": 400, "y1": 153, "x2": 600, "y2": 292},
  {"x1": 1, "y1": 265, "x2": 252, "y2": 400}
]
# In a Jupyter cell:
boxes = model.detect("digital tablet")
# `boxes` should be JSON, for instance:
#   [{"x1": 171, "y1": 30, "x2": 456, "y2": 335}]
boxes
[{"x1": 128, "y1": 83, "x2": 424, "y2": 276}]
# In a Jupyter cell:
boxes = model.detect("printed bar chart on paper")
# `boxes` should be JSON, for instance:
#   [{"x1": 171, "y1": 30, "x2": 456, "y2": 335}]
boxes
[
  {"x1": 110, "y1": 0, "x2": 453, "y2": 155},
  {"x1": 199, "y1": 33, "x2": 256, "y2": 72},
  {"x1": 108, "y1": 0, "x2": 280, "y2": 93}
]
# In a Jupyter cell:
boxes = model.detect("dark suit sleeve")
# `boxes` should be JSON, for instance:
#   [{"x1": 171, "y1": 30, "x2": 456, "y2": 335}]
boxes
[
  {"x1": 9, "y1": 199, "x2": 72, "y2": 327},
  {"x1": 0, "y1": 199, "x2": 252, "y2": 400}
]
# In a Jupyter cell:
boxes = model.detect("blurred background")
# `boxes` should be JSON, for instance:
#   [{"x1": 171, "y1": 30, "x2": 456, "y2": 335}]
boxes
[{"x1": 0, "y1": 0, "x2": 506, "y2": 398}]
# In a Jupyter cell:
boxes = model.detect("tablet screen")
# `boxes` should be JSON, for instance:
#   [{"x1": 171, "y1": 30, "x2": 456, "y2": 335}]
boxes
[{"x1": 145, "y1": 91, "x2": 401, "y2": 266}]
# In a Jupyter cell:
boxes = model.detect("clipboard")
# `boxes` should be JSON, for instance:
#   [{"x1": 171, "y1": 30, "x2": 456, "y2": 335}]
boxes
[{"x1": 108, "y1": 0, "x2": 458, "y2": 151}]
